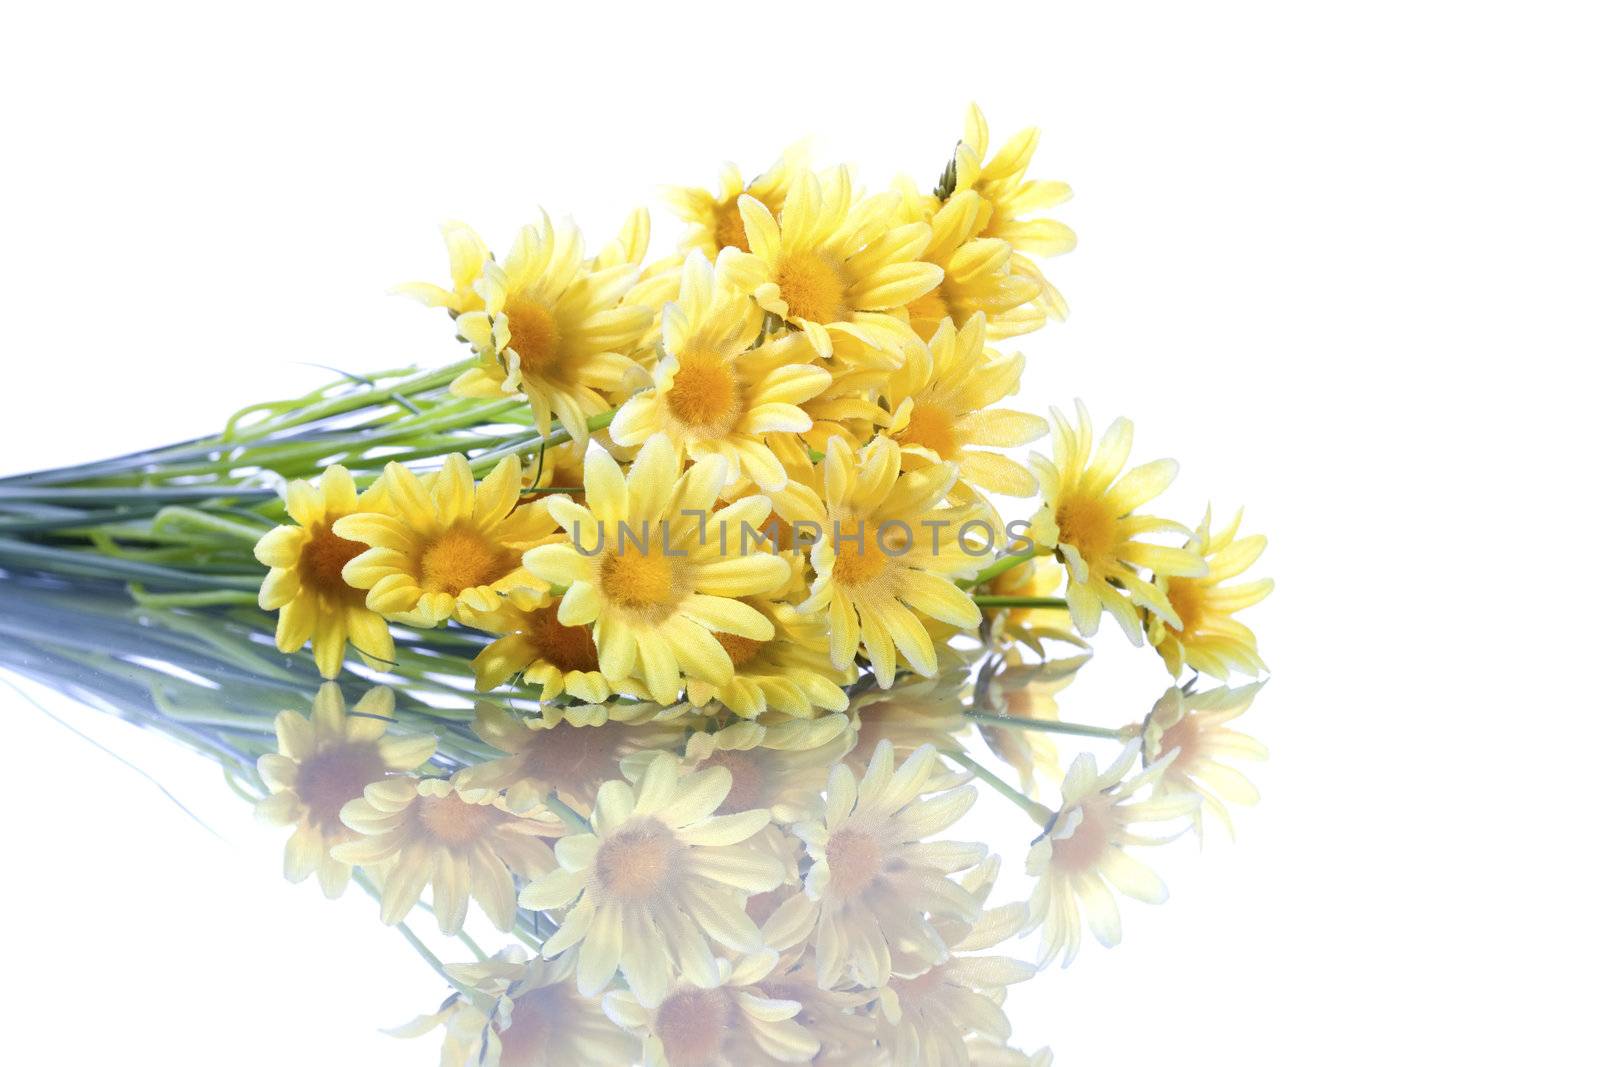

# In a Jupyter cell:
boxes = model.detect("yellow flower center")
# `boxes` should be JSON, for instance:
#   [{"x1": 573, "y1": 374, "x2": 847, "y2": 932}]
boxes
[
  {"x1": 599, "y1": 549, "x2": 682, "y2": 617},
  {"x1": 294, "y1": 742, "x2": 387, "y2": 830},
  {"x1": 701, "y1": 749, "x2": 766, "y2": 814},
  {"x1": 301, "y1": 521, "x2": 367, "y2": 600},
  {"x1": 420, "y1": 527, "x2": 518, "y2": 596},
  {"x1": 1163, "y1": 577, "x2": 1205, "y2": 633},
  {"x1": 830, "y1": 521, "x2": 904, "y2": 589},
  {"x1": 594, "y1": 818, "x2": 683, "y2": 903},
  {"x1": 776, "y1": 250, "x2": 849, "y2": 325},
  {"x1": 824, "y1": 826, "x2": 884, "y2": 898},
  {"x1": 1050, "y1": 796, "x2": 1112, "y2": 874},
  {"x1": 907, "y1": 286, "x2": 953, "y2": 337},
  {"x1": 505, "y1": 294, "x2": 563, "y2": 374},
  {"x1": 655, "y1": 986, "x2": 736, "y2": 1066},
  {"x1": 713, "y1": 630, "x2": 765, "y2": 668},
  {"x1": 665, "y1": 356, "x2": 744, "y2": 435},
  {"x1": 712, "y1": 200, "x2": 750, "y2": 252},
  {"x1": 898, "y1": 400, "x2": 961, "y2": 459},
  {"x1": 1054, "y1": 494, "x2": 1118, "y2": 567},
  {"x1": 415, "y1": 792, "x2": 506, "y2": 849},
  {"x1": 522, "y1": 600, "x2": 601, "y2": 673}
]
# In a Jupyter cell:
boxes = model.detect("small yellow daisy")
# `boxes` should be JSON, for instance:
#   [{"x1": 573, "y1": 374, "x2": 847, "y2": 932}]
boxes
[
  {"x1": 980, "y1": 557, "x2": 1084, "y2": 655},
  {"x1": 253, "y1": 464, "x2": 396, "y2": 678},
  {"x1": 665, "y1": 144, "x2": 809, "y2": 259},
  {"x1": 903, "y1": 190, "x2": 1045, "y2": 342},
  {"x1": 721, "y1": 167, "x2": 943, "y2": 357},
  {"x1": 336, "y1": 454, "x2": 556, "y2": 627},
  {"x1": 1147, "y1": 507, "x2": 1273, "y2": 679},
  {"x1": 254, "y1": 684, "x2": 436, "y2": 897},
  {"x1": 1027, "y1": 401, "x2": 1207, "y2": 641},
  {"x1": 521, "y1": 436, "x2": 791, "y2": 704},
  {"x1": 467, "y1": 589, "x2": 613, "y2": 700},
  {"x1": 394, "y1": 219, "x2": 492, "y2": 315},
  {"x1": 683, "y1": 596, "x2": 852, "y2": 719}
]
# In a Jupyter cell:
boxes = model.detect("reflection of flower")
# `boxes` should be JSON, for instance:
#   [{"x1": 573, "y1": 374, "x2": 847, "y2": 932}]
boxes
[
  {"x1": 334, "y1": 772, "x2": 562, "y2": 933},
  {"x1": 776, "y1": 741, "x2": 986, "y2": 988},
  {"x1": 672, "y1": 714, "x2": 852, "y2": 824},
  {"x1": 977, "y1": 655, "x2": 1088, "y2": 796},
  {"x1": 1141, "y1": 684, "x2": 1268, "y2": 839},
  {"x1": 255, "y1": 684, "x2": 435, "y2": 897},
  {"x1": 253, "y1": 464, "x2": 395, "y2": 677},
  {"x1": 1024, "y1": 744, "x2": 1197, "y2": 967},
  {"x1": 844, "y1": 668, "x2": 972, "y2": 779},
  {"x1": 391, "y1": 947, "x2": 638, "y2": 1067},
  {"x1": 603, "y1": 951, "x2": 819, "y2": 1066},
  {"x1": 520, "y1": 754, "x2": 786, "y2": 1007},
  {"x1": 1027, "y1": 401, "x2": 1204, "y2": 641},
  {"x1": 1147, "y1": 508, "x2": 1273, "y2": 680}
]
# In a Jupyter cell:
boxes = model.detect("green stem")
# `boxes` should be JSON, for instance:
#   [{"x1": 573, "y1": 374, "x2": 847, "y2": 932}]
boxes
[
  {"x1": 970, "y1": 595, "x2": 1070, "y2": 609},
  {"x1": 947, "y1": 750, "x2": 1052, "y2": 826},
  {"x1": 960, "y1": 548, "x2": 1048, "y2": 590},
  {"x1": 545, "y1": 791, "x2": 592, "y2": 834},
  {"x1": 469, "y1": 409, "x2": 618, "y2": 474},
  {"x1": 964, "y1": 708, "x2": 1127, "y2": 740}
]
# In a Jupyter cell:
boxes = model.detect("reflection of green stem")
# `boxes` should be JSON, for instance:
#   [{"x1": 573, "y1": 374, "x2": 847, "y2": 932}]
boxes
[
  {"x1": 351, "y1": 869, "x2": 495, "y2": 1014},
  {"x1": 964, "y1": 708, "x2": 1126, "y2": 740},
  {"x1": 946, "y1": 750, "x2": 1052, "y2": 826},
  {"x1": 545, "y1": 792, "x2": 593, "y2": 834}
]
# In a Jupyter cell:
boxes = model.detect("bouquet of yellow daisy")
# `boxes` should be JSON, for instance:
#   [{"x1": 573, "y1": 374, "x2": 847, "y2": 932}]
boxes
[{"x1": 0, "y1": 106, "x2": 1272, "y2": 1065}]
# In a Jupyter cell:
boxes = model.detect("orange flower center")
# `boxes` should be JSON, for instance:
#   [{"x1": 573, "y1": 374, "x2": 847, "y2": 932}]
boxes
[
  {"x1": 898, "y1": 400, "x2": 961, "y2": 459},
  {"x1": 523, "y1": 600, "x2": 600, "y2": 673},
  {"x1": 776, "y1": 250, "x2": 848, "y2": 325},
  {"x1": 907, "y1": 286, "x2": 953, "y2": 338},
  {"x1": 1163, "y1": 577, "x2": 1205, "y2": 633},
  {"x1": 824, "y1": 826, "x2": 884, "y2": 898},
  {"x1": 1054, "y1": 494, "x2": 1118, "y2": 566},
  {"x1": 301, "y1": 521, "x2": 366, "y2": 599},
  {"x1": 830, "y1": 522, "x2": 901, "y2": 588},
  {"x1": 599, "y1": 549, "x2": 681, "y2": 617},
  {"x1": 415, "y1": 792, "x2": 505, "y2": 849},
  {"x1": 294, "y1": 742, "x2": 387, "y2": 830},
  {"x1": 594, "y1": 818, "x2": 684, "y2": 903},
  {"x1": 712, "y1": 200, "x2": 750, "y2": 252},
  {"x1": 505, "y1": 294, "x2": 563, "y2": 374},
  {"x1": 420, "y1": 527, "x2": 518, "y2": 596},
  {"x1": 655, "y1": 986, "x2": 736, "y2": 1067},
  {"x1": 666, "y1": 355, "x2": 744, "y2": 435},
  {"x1": 713, "y1": 630, "x2": 765, "y2": 669}
]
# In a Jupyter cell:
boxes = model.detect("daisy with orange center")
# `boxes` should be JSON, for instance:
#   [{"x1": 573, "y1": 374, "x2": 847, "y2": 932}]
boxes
[
  {"x1": 255, "y1": 684, "x2": 436, "y2": 898},
  {"x1": 1141, "y1": 683, "x2": 1268, "y2": 840},
  {"x1": 602, "y1": 951, "x2": 821, "y2": 1067},
  {"x1": 798, "y1": 436, "x2": 982, "y2": 686},
  {"x1": 610, "y1": 252, "x2": 832, "y2": 493},
  {"x1": 884, "y1": 314, "x2": 1049, "y2": 508},
  {"x1": 665, "y1": 145, "x2": 809, "y2": 259},
  {"x1": 462, "y1": 701, "x2": 686, "y2": 814},
  {"x1": 253, "y1": 464, "x2": 396, "y2": 678},
  {"x1": 683, "y1": 595, "x2": 852, "y2": 719},
  {"x1": 333, "y1": 772, "x2": 564, "y2": 934},
  {"x1": 450, "y1": 214, "x2": 654, "y2": 445},
  {"x1": 1027, "y1": 401, "x2": 1208, "y2": 642},
  {"x1": 720, "y1": 167, "x2": 943, "y2": 358},
  {"x1": 519, "y1": 753, "x2": 787, "y2": 1008},
  {"x1": 467, "y1": 589, "x2": 617, "y2": 700},
  {"x1": 335, "y1": 453, "x2": 556, "y2": 627},
  {"x1": 901, "y1": 190, "x2": 1046, "y2": 342},
  {"x1": 521, "y1": 435, "x2": 792, "y2": 704},
  {"x1": 392, "y1": 947, "x2": 639, "y2": 1067},
  {"x1": 1023, "y1": 742, "x2": 1198, "y2": 968},
  {"x1": 1147, "y1": 507, "x2": 1274, "y2": 679},
  {"x1": 772, "y1": 740, "x2": 987, "y2": 989}
]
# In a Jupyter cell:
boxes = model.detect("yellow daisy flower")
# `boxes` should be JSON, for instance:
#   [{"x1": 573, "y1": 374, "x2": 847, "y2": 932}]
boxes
[
  {"x1": 884, "y1": 314, "x2": 1049, "y2": 503},
  {"x1": 461, "y1": 701, "x2": 685, "y2": 814},
  {"x1": 799, "y1": 437, "x2": 982, "y2": 686},
  {"x1": 773, "y1": 740, "x2": 986, "y2": 989},
  {"x1": 721, "y1": 167, "x2": 943, "y2": 357},
  {"x1": 665, "y1": 144, "x2": 809, "y2": 258},
  {"x1": 904, "y1": 190, "x2": 1045, "y2": 342},
  {"x1": 333, "y1": 772, "x2": 563, "y2": 934},
  {"x1": 950, "y1": 103, "x2": 1076, "y2": 317},
  {"x1": 1027, "y1": 401, "x2": 1207, "y2": 641},
  {"x1": 601, "y1": 951, "x2": 820, "y2": 1067},
  {"x1": 1023, "y1": 742, "x2": 1197, "y2": 967},
  {"x1": 609, "y1": 252, "x2": 832, "y2": 492},
  {"x1": 391, "y1": 947, "x2": 639, "y2": 1067},
  {"x1": 684, "y1": 596, "x2": 852, "y2": 719},
  {"x1": 1147, "y1": 507, "x2": 1274, "y2": 679},
  {"x1": 336, "y1": 454, "x2": 556, "y2": 627},
  {"x1": 451, "y1": 214, "x2": 653, "y2": 444},
  {"x1": 467, "y1": 589, "x2": 613, "y2": 700},
  {"x1": 519, "y1": 753, "x2": 787, "y2": 1008},
  {"x1": 254, "y1": 683, "x2": 437, "y2": 897},
  {"x1": 394, "y1": 219, "x2": 492, "y2": 315},
  {"x1": 1141, "y1": 683, "x2": 1268, "y2": 840},
  {"x1": 980, "y1": 557, "x2": 1083, "y2": 655},
  {"x1": 521, "y1": 436, "x2": 791, "y2": 704},
  {"x1": 253, "y1": 464, "x2": 396, "y2": 678}
]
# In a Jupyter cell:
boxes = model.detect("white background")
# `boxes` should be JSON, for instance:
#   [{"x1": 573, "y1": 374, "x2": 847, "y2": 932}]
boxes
[{"x1": 3, "y1": 2, "x2": 1597, "y2": 1063}]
